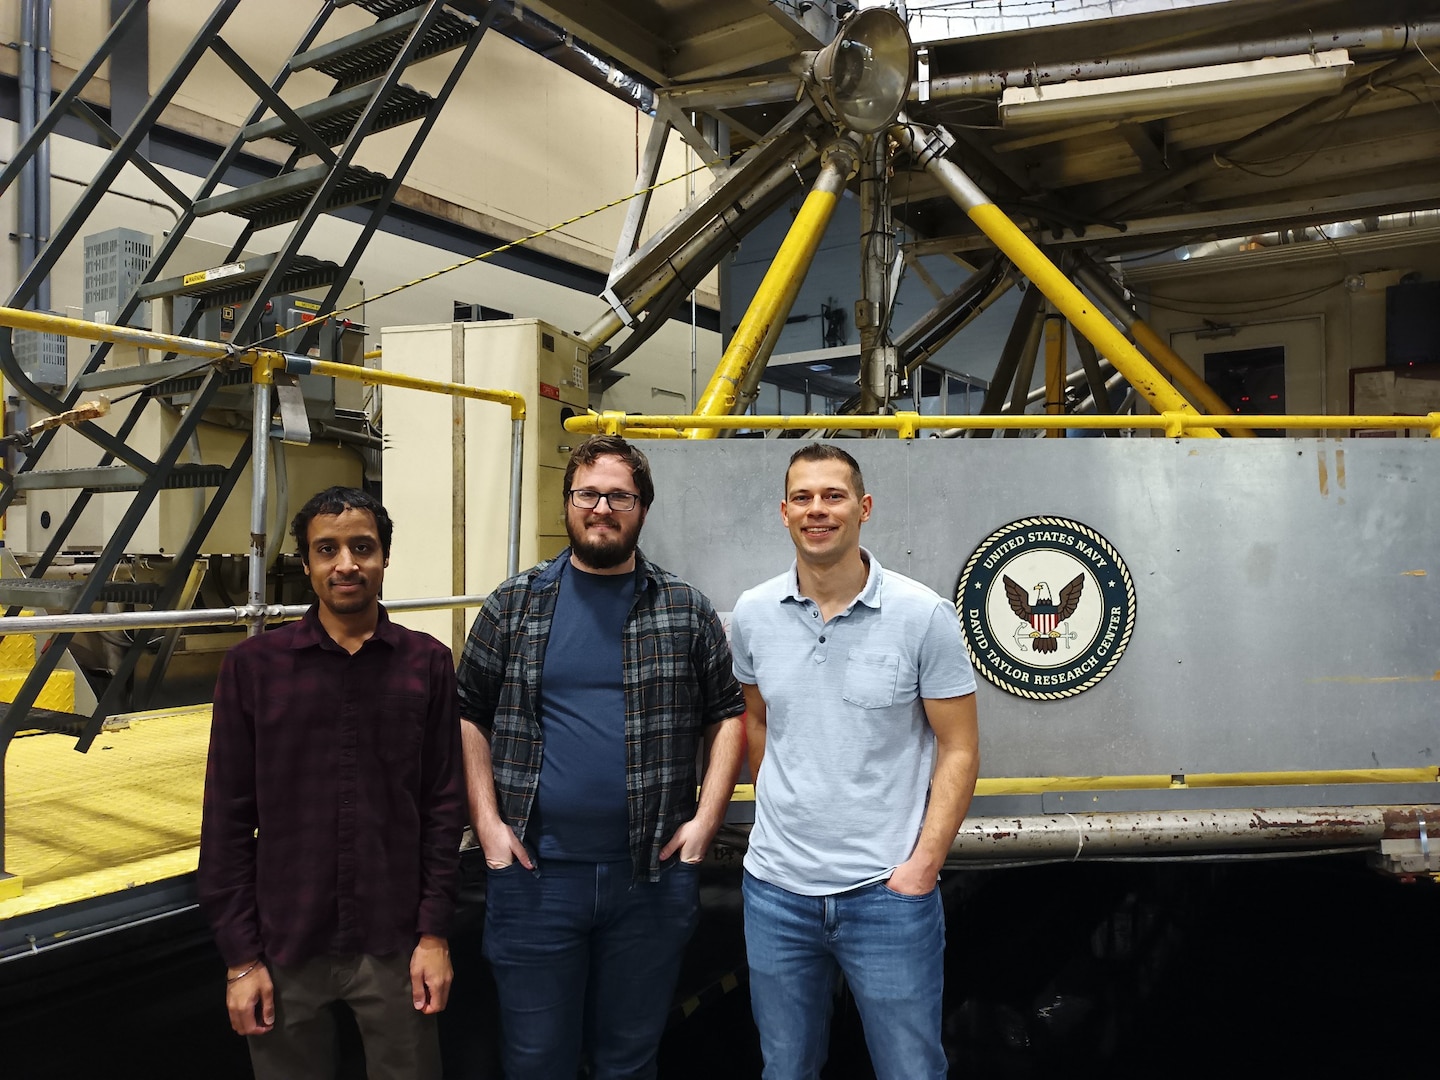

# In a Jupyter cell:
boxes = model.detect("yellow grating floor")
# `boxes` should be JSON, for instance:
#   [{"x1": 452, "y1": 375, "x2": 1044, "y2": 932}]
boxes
[{"x1": 0, "y1": 706, "x2": 212, "y2": 922}]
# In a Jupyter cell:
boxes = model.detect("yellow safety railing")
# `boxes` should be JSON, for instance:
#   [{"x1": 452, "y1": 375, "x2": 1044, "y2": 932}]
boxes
[
  {"x1": 567, "y1": 410, "x2": 1440, "y2": 439},
  {"x1": 0, "y1": 307, "x2": 525, "y2": 419},
  {"x1": 726, "y1": 766, "x2": 1440, "y2": 802}
]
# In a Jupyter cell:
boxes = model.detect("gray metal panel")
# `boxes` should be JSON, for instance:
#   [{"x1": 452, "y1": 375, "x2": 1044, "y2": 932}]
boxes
[{"x1": 637, "y1": 438, "x2": 1440, "y2": 779}]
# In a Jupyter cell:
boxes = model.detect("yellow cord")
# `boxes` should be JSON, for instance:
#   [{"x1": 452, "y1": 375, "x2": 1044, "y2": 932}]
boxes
[{"x1": 247, "y1": 159, "x2": 717, "y2": 351}]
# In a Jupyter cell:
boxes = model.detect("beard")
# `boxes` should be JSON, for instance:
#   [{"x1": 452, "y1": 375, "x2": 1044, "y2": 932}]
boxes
[{"x1": 567, "y1": 516, "x2": 640, "y2": 570}]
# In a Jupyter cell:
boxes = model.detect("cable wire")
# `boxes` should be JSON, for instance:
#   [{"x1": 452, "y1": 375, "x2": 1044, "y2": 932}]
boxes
[{"x1": 241, "y1": 158, "x2": 717, "y2": 353}]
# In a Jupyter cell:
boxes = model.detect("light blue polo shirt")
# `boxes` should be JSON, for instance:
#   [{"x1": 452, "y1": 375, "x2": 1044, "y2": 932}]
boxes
[{"x1": 732, "y1": 549, "x2": 976, "y2": 895}]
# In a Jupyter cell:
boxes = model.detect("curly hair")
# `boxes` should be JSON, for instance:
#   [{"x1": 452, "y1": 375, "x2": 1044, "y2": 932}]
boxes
[{"x1": 291, "y1": 486, "x2": 394, "y2": 560}]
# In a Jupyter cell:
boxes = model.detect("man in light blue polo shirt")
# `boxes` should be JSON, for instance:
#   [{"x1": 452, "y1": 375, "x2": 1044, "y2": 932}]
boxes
[{"x1": 730, "y1": 443, "x2": 980, "y2": 1080}]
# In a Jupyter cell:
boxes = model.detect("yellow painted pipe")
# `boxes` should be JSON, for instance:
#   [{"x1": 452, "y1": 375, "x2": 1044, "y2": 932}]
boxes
[
  {"x1": 966, "y1": 204, "x2": 1220, "y2": 437},
  {"x1": 0, "y1": 304, "x2": 232, "y2": 360},
  {"x1": 1043, "y1": 312, "x2": 1066, "y2": 438},
  {"x1": 688, "y1": 139, "x2": 860, "y2": 438},
  {"x1": 0, "y1": 307, "x2": 526, "y2": 419},
  {"x1": 567, "y1": 410, "x2": 1440, "y2": 437},
  {"x1": 1070, "y1": 261, "x2": 1252, "y2": 432},
  {"x1": 1129, "y1": 319, "x2": 1254, "y2": 432},
  {"x1": 892, "y1": 124, "x2": 1219, "y2": 437},
  {"x1": 290, "y1": 356, "x2": 526, "y2": 420},
  {"x1": 728, "y1": 768, "x2": 1437, "y2": 801},
  {"x1": 974, "y1": 767, "x2": 1439, "y2": 795}
]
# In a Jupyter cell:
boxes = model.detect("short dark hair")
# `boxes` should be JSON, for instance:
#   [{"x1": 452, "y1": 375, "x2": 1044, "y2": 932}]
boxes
[
  {"x1": 785, "y1": 443, "x2": 865, "y2": 499},
  {"x1": 291, "y1": 486, "x2": 394, "y2": 561},
  {"x1": 563, "y1": 435, "x2": 655, "y2": 509}
]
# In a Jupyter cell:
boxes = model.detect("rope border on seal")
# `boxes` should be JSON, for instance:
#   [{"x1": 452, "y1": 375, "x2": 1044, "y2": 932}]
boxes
[{"x1": 955, "y1": 516, "x2": 1138, "y2": 701}]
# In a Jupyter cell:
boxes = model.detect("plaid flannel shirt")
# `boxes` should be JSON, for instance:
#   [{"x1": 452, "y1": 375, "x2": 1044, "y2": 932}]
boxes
[{"x1": 457, "y1": 548, "x2": 744, "y2": 880}]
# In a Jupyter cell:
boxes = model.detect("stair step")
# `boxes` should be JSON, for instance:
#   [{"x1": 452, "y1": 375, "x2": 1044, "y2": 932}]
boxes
[
  {"x1": 14, "y1": 465, "x2": 147, "y2": 492},
  {"x1": 0, "y1": 578, "x2": 85, "y2": 609},
  {"x1": 0, "y1": 668, "x2": 75, "y2": 714},
  {"x1": 292, "y1": 6, "x2": 477, "y2": 88},
  {"x1": 0, "y1": 701, "x2": 91, "y2": 736},
  {"x1": 193, "y1": 164, "x2": 390, "y2": 231},
  {"x1": 75, "y1": 355, "x2": 222, "y2": 393},
  {"x1": 12, "y1": 463, "x2": 229, "y2": 493},
  {"x1": 134, "y1": 253, "x2": 343, "y2": 306},
  {"x1": 0, "y1": 577, "x2": 167, "y2": 610},
  {"x1": 337, "y1": 0, "x2": 430, "y2": 18},
  {"x1": 243, "y1": 80, "x2": 433, "y2": 147}
]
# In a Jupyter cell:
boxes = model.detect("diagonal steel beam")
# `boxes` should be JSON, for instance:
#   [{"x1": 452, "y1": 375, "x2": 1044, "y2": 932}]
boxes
[{"x1": 605, "y1": 101, "x2": 815, "y2": 308}]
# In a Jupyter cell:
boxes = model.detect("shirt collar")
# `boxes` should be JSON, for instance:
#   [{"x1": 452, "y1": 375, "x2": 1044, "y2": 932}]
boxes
[
  {"x1": 782, "y1": 547, "x2": 883, "y2": 610},
  {"x1": 535, "y1": 546, "x2": 656, "y2": 593},
  {"x1": 290, "y1": 603, "x2": 399, "y2": 651}
]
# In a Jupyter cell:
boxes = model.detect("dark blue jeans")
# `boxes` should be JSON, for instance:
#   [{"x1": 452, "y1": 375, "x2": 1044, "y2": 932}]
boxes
[
  {"x1": 482, "y1": 858, "x2": 700, "y2": 1080},
  {"x1": 743, "y1": 869, "x2": 947, "y2": 1080}
]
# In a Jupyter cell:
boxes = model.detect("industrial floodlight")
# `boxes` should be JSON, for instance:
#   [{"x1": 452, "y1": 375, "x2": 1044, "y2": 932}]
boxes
[
  {"x1": 807, "y1": 7, "x2": 912, "y2": 134},
  {"x1": 999, "y1": 48, "x2": 1352, "y2": 127}
]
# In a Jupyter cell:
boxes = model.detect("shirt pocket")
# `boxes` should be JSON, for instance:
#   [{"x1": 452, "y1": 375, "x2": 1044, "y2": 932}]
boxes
[
  {"x1": 374, "y1": 694, "x2": 425, "y2": 766},
  {"x1": 842, "y1": 651, "x2": 900, "y2": 709}
]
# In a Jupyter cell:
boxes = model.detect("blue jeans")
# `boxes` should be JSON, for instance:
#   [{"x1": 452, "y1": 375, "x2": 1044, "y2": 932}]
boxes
[
  {"x1": 743, "y1": 869, "x2": 947, "y2": 1080},
  {"x1": 482, "y1": 858, "x2": 700, "y2": 1080}
]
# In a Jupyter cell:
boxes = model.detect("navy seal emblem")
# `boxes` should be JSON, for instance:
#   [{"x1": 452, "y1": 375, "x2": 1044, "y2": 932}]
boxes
[{"x1": 957, "y1": 517, "x2": 1136, "y2": 700}]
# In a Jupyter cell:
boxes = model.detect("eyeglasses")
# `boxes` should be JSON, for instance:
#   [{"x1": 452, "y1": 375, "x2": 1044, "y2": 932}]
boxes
[{"x1": 566, "y1": 489, "x2": 640, "y2": 512}]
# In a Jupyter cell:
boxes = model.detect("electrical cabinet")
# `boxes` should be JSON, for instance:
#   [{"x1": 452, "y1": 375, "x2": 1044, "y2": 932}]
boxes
[{"x1": 380, "y1": 320, "x2": 589, "y2": 651}]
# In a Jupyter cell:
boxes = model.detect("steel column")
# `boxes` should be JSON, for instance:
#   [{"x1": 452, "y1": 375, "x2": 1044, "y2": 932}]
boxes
[{"x1": 688, "y1": 138, "x2": 861, "y2": 438}]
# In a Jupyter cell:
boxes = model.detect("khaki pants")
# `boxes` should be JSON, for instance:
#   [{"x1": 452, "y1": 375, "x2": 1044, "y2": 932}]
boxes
[{"x1": 247, "y1": 951, "x2": 441, "y2": 1080}]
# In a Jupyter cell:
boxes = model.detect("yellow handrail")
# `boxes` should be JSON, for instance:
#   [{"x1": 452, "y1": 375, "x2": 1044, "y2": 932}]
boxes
[
  {"x1": 568, "y1": 410, "x2": 1440, "y2": 438},
  {"x1": 0, "y1": 306, "x2": 524, "y2": 418}
]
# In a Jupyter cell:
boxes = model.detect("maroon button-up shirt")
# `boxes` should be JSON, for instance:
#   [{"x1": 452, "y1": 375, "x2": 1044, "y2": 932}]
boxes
[{"x1": 198, "y1": 606, "x2": 464, "y2": 968}]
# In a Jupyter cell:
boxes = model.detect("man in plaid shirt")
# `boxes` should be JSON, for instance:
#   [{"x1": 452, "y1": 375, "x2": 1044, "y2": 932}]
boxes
[{"x1": 458, "y1": 435, "x2": 744, "y2": 1080}]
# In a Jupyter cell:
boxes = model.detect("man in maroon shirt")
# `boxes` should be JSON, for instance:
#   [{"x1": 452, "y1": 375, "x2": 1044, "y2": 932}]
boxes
[{"x1": 198, "y1": 486, "x2": 464, "y2": 1080}]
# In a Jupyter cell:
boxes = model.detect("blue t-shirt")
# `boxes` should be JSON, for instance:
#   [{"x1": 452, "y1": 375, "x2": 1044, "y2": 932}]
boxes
[{"x1": 533, "y1": 561, "x2": 635, "y2": 860}]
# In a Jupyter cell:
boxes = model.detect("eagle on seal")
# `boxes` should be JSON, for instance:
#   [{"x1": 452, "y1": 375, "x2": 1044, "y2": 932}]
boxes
[{"x1": 1003, "y1": 573, "x2": 1085, "y2": 653}]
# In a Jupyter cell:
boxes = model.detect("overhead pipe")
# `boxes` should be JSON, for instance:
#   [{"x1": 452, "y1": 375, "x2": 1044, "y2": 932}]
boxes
[
  {"x1": 893, "y1": 121, "x2": 1219, "y2": 437},
  {"x1": 1100, "y1": 49, "x2": 1435, "y2": 220},
  {"x1": 687, "y1": 138, "x2": 861, "y2": 438},
  {"x1": 922, "y1": 20, "x2": 1440, "y2": 102},
  {"x1": 1074, "y1": 258, "x2": 1253, "y2": 435}
]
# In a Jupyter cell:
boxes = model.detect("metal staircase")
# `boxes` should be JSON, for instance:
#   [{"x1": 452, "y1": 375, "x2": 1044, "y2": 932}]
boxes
[{"x1": 0, "y1": 0, "x2": 491, "y2": 751}]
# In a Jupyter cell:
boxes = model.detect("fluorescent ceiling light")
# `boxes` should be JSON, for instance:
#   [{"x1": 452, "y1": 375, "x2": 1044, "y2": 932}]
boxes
[{"x1": 999, "y1": 48, "x2": 1351, "y2": 127}]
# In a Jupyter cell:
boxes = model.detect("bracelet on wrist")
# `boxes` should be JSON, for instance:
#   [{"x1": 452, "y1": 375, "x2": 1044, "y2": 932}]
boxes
[{"x1": 226, "y1": 961, "x2": 260, "y2": 984}]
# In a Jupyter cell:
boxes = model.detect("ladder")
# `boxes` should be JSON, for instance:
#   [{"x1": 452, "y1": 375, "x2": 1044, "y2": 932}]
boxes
[{"x1": 0, "y1": 0, "x2": 490, "y2": 764}]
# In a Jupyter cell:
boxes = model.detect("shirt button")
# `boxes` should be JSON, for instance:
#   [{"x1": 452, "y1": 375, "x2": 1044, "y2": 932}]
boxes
[
  {"x1": 819, "y1": 636, "x2": 826, "y2": 643},
  {"x1": 811, "y1": 610, "x2": 818, "y2": 618}
]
